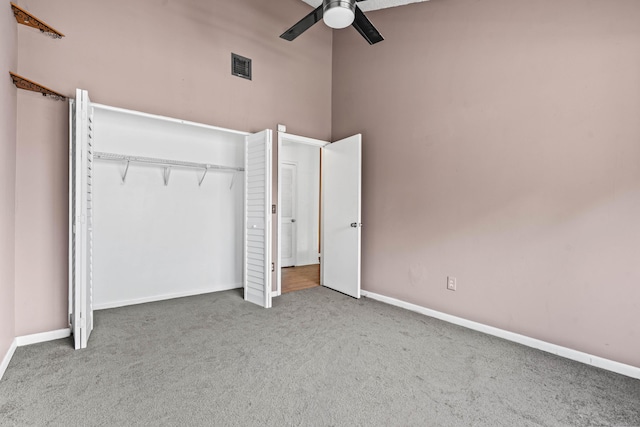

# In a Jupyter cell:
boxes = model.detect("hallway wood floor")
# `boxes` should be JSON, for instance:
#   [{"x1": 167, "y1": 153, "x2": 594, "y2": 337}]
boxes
[{"x1": 282, "y1": 264, "x2": 320, "y2": 293}]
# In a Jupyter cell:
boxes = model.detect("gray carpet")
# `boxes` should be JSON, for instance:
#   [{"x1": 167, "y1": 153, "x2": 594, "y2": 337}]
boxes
[{"x1": 1, "y1": 287, "x2": 639, "y2": 426}]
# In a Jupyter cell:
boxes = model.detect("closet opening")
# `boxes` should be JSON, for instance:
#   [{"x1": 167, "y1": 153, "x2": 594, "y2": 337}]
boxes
[
  {"x1": 90, "y1": 105, "x2": 248, "y2": 311},
  {"x1": 69, "y1": 89, "x2": 271, "y2": 348}
]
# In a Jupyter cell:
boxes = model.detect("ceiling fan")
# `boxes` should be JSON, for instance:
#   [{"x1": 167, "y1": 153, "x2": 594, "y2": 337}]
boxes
[{"x1": 280, "y1": 0, "x2": 384, "y2": 45}]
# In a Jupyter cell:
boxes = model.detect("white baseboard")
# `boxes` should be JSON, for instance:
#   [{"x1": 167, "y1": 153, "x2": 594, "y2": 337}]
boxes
[
  {"x1": 1, "y1": 329, "x2": 72, "y2": 381},
  {"x1": 94, "y1": 282, "x2": 242, "y2": 310},
  {"x1": 0, "y1": 338, "x2": 18, "y2": 381},
  {"x1": 16, "y1": 328, "x2": 71, "y2": 347},
  {"x1": 361, "y1": 290, "x2": 640, "y2": 380}
]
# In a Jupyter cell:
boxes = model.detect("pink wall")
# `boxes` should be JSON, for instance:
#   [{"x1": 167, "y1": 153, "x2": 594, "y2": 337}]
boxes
[
  {"x1": 0, "y1": 3, "x2": 17, "y2": 359},
  {"x1": 332, "y1": 0, "x2": 640, "y2": 367},
  {"x1": 14, "y1": 93, "x2": 69, "y2": 335},
  {"x1": 14, "y1": 0, "x2": 332, "y2": 335}
]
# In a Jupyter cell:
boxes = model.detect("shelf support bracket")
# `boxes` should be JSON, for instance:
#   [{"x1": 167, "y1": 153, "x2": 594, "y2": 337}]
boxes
[
  {"x1": 9, "y1": 72, "x2": 66, "y2": 101},
  {"x1": 163, "y1": 167, "x2": 171, "y2": 186},
  {"x1": 229, "y1": 171, "x2": 237, "y2": 190},
  {"x1": 11, "y1": 2, "x2": 65, "y2": 39},
  {"x1": 198, "y1": 167, "x2": 209, "y2": 187},
  {"x1": 121, "y1": 160, "x2": 130, "y2": 183}
]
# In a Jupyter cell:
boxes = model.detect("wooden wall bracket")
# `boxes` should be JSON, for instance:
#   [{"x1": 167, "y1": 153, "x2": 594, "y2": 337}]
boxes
[
  {"x1": 9, "y1": 72, "x2": 66, "y2": 101},
  {"x1": 11, "y1": 2, "x2": 64, "y2": 39}
]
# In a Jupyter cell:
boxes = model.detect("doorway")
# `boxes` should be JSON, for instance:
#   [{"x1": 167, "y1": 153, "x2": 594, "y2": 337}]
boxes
[
  {"x1": 276, "y1": 132, "x2": 327, "y2": 295},
  {"x1": 275, "y1": 131, "x2": 363, "y2": 299}
]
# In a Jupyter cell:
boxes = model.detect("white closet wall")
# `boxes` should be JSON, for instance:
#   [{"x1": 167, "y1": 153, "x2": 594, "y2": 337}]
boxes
[
  {"x1": 92, "y1": 108, "x2": 245, "y2": 309},
  {"x1": 281, "y1": 142, "x2": 320, "y2": 266}
]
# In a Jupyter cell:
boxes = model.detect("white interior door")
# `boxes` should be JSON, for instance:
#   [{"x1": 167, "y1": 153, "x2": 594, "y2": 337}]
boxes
[
  {"x1": 280, "y1": 162, "x2": 297, "y2": 267},
  {"x1": 322, "y1": 134, "x2": 362, "y2": 298},
  {"x1": 69, "y1": 88, "x2": 94, "y2": 349},
  {"x1": 244, "y1": 130, "x2": 273, "y2": 308}
]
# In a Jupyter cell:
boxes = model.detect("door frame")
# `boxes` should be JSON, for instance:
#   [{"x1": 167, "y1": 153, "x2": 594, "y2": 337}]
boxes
[
  {"x1": 280, "y1": 161, "x2": 298, "y2": 268},
  {"x1": 275, "y1": 132, "x2": 329, "y2": 296}
]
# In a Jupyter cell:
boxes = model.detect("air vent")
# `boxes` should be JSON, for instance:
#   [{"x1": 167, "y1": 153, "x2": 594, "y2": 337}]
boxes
[{"x1": 231, "y1": 53, "x2": 252, "y2": 80}]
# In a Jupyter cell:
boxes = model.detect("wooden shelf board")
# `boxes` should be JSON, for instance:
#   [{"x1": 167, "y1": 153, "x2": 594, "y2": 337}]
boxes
[
  {"x1": 9, "y1": 72, "x2": 66, "y2": 100},
  {"x1": 11, "y1": 2, "x2": 64, "y2": 38}
]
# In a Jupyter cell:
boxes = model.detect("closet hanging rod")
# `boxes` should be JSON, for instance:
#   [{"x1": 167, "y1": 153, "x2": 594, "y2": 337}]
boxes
[{"x1": 94, "y1": 152, "x2": 244, "y2": 172}]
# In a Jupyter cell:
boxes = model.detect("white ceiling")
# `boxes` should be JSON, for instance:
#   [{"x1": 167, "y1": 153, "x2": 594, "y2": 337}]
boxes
[{"x1": 301, "y1": 0, "x2": 429, "y2": 12}]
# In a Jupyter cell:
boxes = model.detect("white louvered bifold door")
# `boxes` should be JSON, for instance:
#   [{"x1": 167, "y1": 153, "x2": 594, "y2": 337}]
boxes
[
  {"x1": 70, "y1": 88, "x2": 95, "y2": 349},
  {"x1": 244, "y1": 130, "x2": 273, "y2": 308}
]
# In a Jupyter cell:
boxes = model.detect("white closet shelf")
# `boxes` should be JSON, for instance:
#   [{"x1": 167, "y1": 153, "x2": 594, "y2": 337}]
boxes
[{"x1": 94, "y1": 151, "x2": 244, "y2": 187}]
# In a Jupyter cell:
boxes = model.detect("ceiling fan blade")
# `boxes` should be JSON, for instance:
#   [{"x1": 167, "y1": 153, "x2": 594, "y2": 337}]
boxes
[
  {"x1": 280, "y1": 5, "x2": 324, "y2": 41},
  {"x1": 352, "y1": 6, "x2": 384, "y2": 45}
]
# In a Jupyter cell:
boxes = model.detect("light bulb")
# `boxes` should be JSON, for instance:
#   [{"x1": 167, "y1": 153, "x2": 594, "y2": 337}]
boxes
[{"x1": 323, "y1": 1, "x2": 355, "y2": 29}]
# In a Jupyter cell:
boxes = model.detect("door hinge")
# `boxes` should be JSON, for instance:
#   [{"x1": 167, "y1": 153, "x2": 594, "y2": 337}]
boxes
[
  {"x1": 272, "y1": 205, "x2": 276, "y2": 214},
  {"x1": 271, "y1": 262, "x2": 275, "y2": 272}
]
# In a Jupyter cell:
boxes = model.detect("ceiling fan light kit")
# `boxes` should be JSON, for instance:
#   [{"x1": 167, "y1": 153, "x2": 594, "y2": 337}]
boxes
[
  {"x1": 280, "y1": 0, "x2": 384, "y2": 45},
  {"x1": 323, "y1": 0, "x2": 356, "y2": 29}
]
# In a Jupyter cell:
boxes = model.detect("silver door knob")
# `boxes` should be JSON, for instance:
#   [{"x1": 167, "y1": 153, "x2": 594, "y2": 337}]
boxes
[
  {"x1": 351, "y1": 223, "x2": 357, "y2": 227},
  {"x1": 291, "y1": 219, "x2": 296, "y2": 223}
]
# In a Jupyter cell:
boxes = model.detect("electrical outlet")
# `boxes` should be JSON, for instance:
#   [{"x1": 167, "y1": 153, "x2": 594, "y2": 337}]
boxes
[{"x1": 447, "y1": 276, "x2": 456, "y2": 291}]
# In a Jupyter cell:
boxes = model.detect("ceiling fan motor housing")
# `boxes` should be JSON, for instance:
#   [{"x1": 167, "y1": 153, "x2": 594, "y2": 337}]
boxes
[{"x1": 323, "y1": 0, "x2": 356, "y2": 29}]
